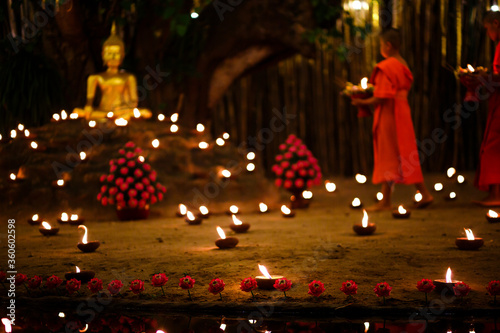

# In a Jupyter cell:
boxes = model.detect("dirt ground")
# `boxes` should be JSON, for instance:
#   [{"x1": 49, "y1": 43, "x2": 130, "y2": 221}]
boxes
[{"x1": 1, "y1": 172, "x2": 500, "y2": 318}]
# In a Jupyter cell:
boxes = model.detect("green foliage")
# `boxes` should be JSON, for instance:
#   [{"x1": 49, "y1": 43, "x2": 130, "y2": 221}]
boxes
[{"x1": 0, "y1": 48, "x2": 63, "y2": 133}]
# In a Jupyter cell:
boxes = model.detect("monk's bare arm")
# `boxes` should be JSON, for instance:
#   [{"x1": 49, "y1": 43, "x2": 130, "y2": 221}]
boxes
[{"x1": 351, "y1": 96, "x2": 383, "y2": 106}]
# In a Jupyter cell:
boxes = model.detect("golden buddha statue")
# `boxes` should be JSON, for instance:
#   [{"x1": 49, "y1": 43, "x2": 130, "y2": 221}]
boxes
[{"x1": 74, "y1": 23, "x2": 152, "y2": 121}]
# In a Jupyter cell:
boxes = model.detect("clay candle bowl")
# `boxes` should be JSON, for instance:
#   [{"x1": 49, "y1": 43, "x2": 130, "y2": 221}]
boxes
[
  {"x1": 229, "y1": 214, "x2": 250, "y2": 233},
  {"x1": 226, "y1": 205, "x2": 239, "y2": 216},
  {"x1": 65, "y1": 266, "x2": 95, "y2": 283},
  {"x1": 39, "y1": 221, "x2": 59, "y2": 236},
  {"x1": 351, "y1": 197, "x2": 363, "y2": 209},
  {"x1": 68, "y1": 214, "x2": 85, "y2": 226},
  {"x1": 486, "y1": 210, "x2": 500, "y2": 223},
  {"x1": 281, "y1": 205, "x2": 295, "y2": 218},
  {"x1": 28, "y1": 214, "x2": 41, "y2": 225},
  {"x1": 77, "y1": 225, "x2": 100, "y2": 253},
  {"x1": 433, "y1": 267, "x2": 461, "y2": 293},
  {"x1": 259, "y1": 202, "x2": 269, "y2": 213},
  {"x1": 58, "y1": 212, "x2": 69, "y2": 224},
  {"x1": 215, "y1": 227, "x2": 238, "y2": 249},
  {"x1": 185, "y1": 211, "x2": 202, "y2": 225},
  {"x1": 176, "y1": 204, "x2": 187, "y2": 217},
  {"x1": 256, "y1": 264, "x2": 283, "y2": 290},
  {"x1": 456, "y1": 228, "x2": 484, "y2": 250},
  {"x1": 353, "y1": 209, "x2": 376, "y2": 235},
  {"x1": 392, "y1": 205, "x2": 411, "y2": 219},
  {"x1": 197, "y1": 206, "x2": 210, "y2": 219}
]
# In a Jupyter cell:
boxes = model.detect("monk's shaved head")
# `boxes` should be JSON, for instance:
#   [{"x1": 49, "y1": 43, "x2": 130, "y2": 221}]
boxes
[{"x1": 380, "y1": 28, "x2": 401, "y2": 50}]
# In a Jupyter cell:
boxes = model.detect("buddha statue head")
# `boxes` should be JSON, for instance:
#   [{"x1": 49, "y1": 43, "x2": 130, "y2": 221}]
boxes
[{"x1": 102, "y1": 22, "x2": 125, "y2": 68}]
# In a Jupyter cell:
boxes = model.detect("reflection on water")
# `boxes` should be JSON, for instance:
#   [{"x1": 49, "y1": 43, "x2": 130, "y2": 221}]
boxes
[{"x1": 2, "y1": 311, "x2": 499, "y2": 333}]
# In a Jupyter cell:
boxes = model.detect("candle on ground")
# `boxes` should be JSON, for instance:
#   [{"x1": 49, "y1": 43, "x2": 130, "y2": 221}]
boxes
[
  {"x1": 77, "y1": 225, "x2": 100, "y2": 253},
  {"x1": 281, "y1": 205, "x2": 295, "y2": 218},
  {"x1": 486, "y1": 209, "x2": 500, "y2": 223},
  {"x1": 456, "y1": 228, "x2": 484, "y2": 250},
  {"x1": 433, "y1": 267, "x2": 461, "y2": 293},
  {"x1": 65, "y1": 266, "x2": 95, "y2": 283},
  {"x1": 215, "y1": 227, "x2": 238, "y2": 249},
  {"x1": 392, "y1": 205, "x2": 411, "y2": 219},
  {"x1": 256, "y1": 264, "x2": 283, "y2": 290},
  {"x1": 353, "y1": 209, "x2": 376, "y2": 235},
  {"x1": 229, "y1": 214, "x2": 250, "y2": 233},
  {"x1": 39, "y1": 221, "x2": 59, "y2": 236}
]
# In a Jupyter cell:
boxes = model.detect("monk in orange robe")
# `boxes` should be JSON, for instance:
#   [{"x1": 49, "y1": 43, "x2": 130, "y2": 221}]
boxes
[
  {"x1": 352, "y1": 29, "x2": 433, "y2": 211},
  {"x1": 473, "y1": 11, "x2": 500, "y2": 206}
]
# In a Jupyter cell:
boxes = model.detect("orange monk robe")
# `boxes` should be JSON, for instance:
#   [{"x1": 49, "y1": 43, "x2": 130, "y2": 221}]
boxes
[
  {"x1": 474, "y1": 42, "x2": 500, "y2": 191},
  {"x1": 369, "y1": 57, "x2": 424, "y2": 184}
]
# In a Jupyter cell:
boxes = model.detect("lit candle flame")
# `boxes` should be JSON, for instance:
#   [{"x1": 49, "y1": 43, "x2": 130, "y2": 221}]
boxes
[
  {"x1": 258, "y1": 264, "x2": 273, "y2": 279},
  {"x1": 41, "y1": 221, "x2": 52, "y2": 230},
  {"x1": 467, "y1": 64, "x2": 475, "y2": 72},
  {"x1": 447, "y1": 167, "x2": 456, "y2": 178},
  {"x1": 216, "y1": 226, "x2": 226, "y2": 239},
  {"x1": 449, "y1": 192, "x2": 457, "y2": 199},
  {"x1": 488, "y1": 209, "x2": 499, "y2": 218},
  {"x1": 80, "y1": 152, "x2": 86, "y2": 160},
  {"x1": 414, "y1": 192, "x2": 423, "y2": 202},
  {"x1": 79, "y1": 225, "x2": 88, "y2": 244},
  {"x1": 222, "y1": 132, "x2": 230, "y2": 140},
  {"x1": 302, "y1": 190, "x2": 313, "y2": 199},
  {"x1": 281, "y1": 205, "x2": 291, "y2": 215},
  {"x1": 220, "y1": 324, "x2": 226, "y2": 331},
  {"x1": 259, "y1": 202, "x2": 268, "y2": 212},
  {"x1": 376, "y1": 192, "x2": 384, "y2": 201},
  {"x1": 17, "y1": 124, "x2": 24, "y2": 131},
  {"x1": 10, "y1": 130, "x2": 16, "y2": 139},
  {"x1": 199, "y1": 206, "x2": 209, "y2": 215},
  {"x1": 196, "y1": 123, "x2": 205, "y2": 132},
  {"x1": 170, "y1": 113, "x2": 179, "y2": 123},
  {"x1": 434, "y1": 183, "x2": 443, "y2": 191},
  {"x1": 76, "y1": 266, "x2": 80, "y2": 273},
  {"x1": 216, "y1": 138, "x2": 225, "y2": 146},
  {"x1": 61, "y1": 110, "x2": 68, "y2": 120},
  {"x1": 158, "y1": 114, "x2": 165, "y2": 121},
  {"x1": 170, "y1": 124, "x2": 179, "y2": 133},
  {"x1": 24, "y1": 129, "x2": 30, "y2": 137},
  {"x1": 30, "y1": 141, "x2": 38, "y2": 149},
  {"x1": 179, "y1": 204, "x2": 187, "y2": 215},
  {"x1": 115, "y1": 118, "x2": 128, "y2": 126},
  {"x1": 107, "y1": 111, "x2": 114, "y2": 118},
  {"x1": 446, "y1": 267, "x2": 452, "y2": 283},
  {"x1": 152, "y1": 139, "x2": 160, "y2": 148},
  {"x1": 246, "y1": 163, "x2": 255, "y2": 172},
  {"x1": 325, "y1": 181, "x2": 336, "y2": 192},
  {"x1": 355, "y1": 173, "x2": 367, "y2": 184},
  {"x1": 138, "y1": 156, "x2": 145, "y2": 162},
  {"x1": 464, "y1": 228, "x2": 475, "y2": 240},
  {"x1": 232, "y1": 214, "x2": 243, "y2": 225},
  {"x1": 221, "y1": 169, "x2": 231, "y2": 178},
  {"x1": 186, "y1": 211, "x2": 195, "y2": 221},
  {"x1": 352, "y1": 198, "x2": 361, "y2": 207},
  {"x1": 133, "y1": 108, "x2": 140, "y2": 118},
  {"x1": 199, "y1": 141, "x2": 209, "y2": 149},
  {"x1": 79, "y1": 323, "x2": 88, "y2": 332},
  {"x1": 362, "y1": 209, "x2": 369, "y2": 228},
  {"x1": 2, "y1": 318, "x2": 12, "y2": 333},
  {"x1": 61, "y1": 212, "x2": 68, "y2": 222},
  {"x1": 364, "y1": 322, "x2": 369, "y2": 333},
  {"x1": 58, "y1": 312, "x2": 65, "y2": 318},
  {"x1": 229, "y1": 205, "x2": 239, "y2": 214},
  {"x1": 53, "y1": 113, "x2": 60, "y2": 121},
  {"x1": 88, "y1": 120, "x2": 96, "y2": 128},
  {"x1": 57, "y1": 179, "x2": 65, "y2": 186},
  {"x1": 71, "y1": 214, "x2": 79, "y2": 221},
  {"x1": 457, "y1": 175, "x2": 465, "y2": 183},
  {"x1": 398, "y1": 205, "x2": 407, "y2": 214},
  {"x1": 32, "y1": 214, "x2": 39, "y2": 221},
  {"x1": 70, "y1": 112, "x2": 78, "y2": 119},
  {"x1": 9, "y1": 173, "x2": 16, "y2": 181},
  {"x1": 247, "y1": 152, "x2": 256, "y2": 160},
  {"x1": 360, "y1": 77, "x2": 368, "y2": 89}
]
